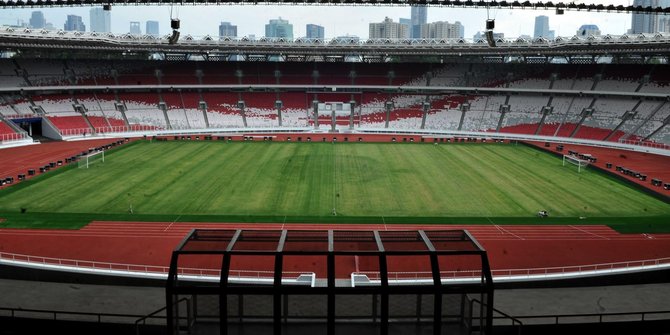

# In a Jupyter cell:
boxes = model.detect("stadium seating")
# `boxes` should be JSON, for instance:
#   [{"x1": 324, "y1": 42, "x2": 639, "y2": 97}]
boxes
[
  {"x1": 0, "y1": 60, "x2": 669, "y2": 144},
  {"x1": 0, "y1": 120, "x2": 17, "y2": 135},
  {"x1": 46, "y1": 115, "x2": 92, "y2": 135}
]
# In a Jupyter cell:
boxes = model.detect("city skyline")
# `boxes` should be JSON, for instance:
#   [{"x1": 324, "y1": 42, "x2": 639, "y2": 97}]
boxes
[{"x1": 2, "y1": 2, "x2": 666, "y2": 39}]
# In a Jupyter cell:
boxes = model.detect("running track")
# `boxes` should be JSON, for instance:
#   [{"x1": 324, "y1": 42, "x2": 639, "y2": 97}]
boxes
[{"x1": 1, "y1": 222, "x2": 669, "y2": 276}]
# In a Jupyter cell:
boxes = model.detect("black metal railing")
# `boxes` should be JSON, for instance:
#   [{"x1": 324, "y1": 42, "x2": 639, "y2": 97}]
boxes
[{"x1": 135, "y1": 297, "x2": 192, "y2": 335}]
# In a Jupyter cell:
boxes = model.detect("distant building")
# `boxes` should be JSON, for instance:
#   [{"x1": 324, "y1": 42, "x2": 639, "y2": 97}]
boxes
[
  {"x1": 219, "y1": 22, "x2": 237, "y2": 38},
  {"x1": 146, "y1": 21, "x2": 159, "y2": 37},
  {"x1": 474, "y1": 31, "x2": 504, "y2": 40},
  {"x1": 420, "y1": 21, "x2": 464, "y2": 39},
  {"x1": 89, "y1": 8, "x2": 111, "y2": 33},
  {"x1": 129, "y1": 21, "x2": 141, "y2": 35},
  {"x1": 533, "y1": 15, "x2": 555, "y2": 39},
  {"x1": 399, "y1": 18, "x2": 411, "y2": 36},
  {"x1": 265, "y1": 17, "x2": 293, "y2": 39},
  {"x1": 629, "y1": 0, "x2": 670, "y2": 34},
  {"x1": 369, "y1": 17, "x2": 409, "y2": 39},
  {"x1": 660, "y1": 17, "x2": 670, "y2": 33},
  {"x1": 335, "y1": 35, "x2": 360, "y2": 42},
  {"x1": 576, "y1": 24, "x2": 601, "y2": 37},
  {"x1": 306, "y1": 24, "x2": 325, "y2": 39},
  {"x1": 29, "y1": 11, "x2": 46, "y2": 29},
  {"x1": 64, "y1": 15, "x2": 85, "y2": 32},
  {"x1": 657, "y1": 0, "x2": 670, "y2": 32},
  {"x1": 630, "y1": 0, "x2": 659, "y2": 34},
  {"x1": 410, "y1": 5, "x2": 427, "y2": 39}
]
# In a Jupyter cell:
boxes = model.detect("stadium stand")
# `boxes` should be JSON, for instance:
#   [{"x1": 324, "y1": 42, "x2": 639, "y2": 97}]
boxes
[
  {"x1": 0, "y1": 119, "x2": 18, "y2": 138},
  {"x1": 0, "y1": 61, "x2": 669, "y2": 145}
]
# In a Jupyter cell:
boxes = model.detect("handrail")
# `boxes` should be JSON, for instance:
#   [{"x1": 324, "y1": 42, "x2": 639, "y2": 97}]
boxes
[
  {"x1": 512, "y1": 310, "x2": 670, "y2": 324},
  {"x1": 0, "y1": 306, "x2": 162, "y2": 324},
  {"x1": 353, "y1": 256, "x2": 670, "y2": 280},
  {"x1": 2, "y1": 251, "x2": 670, "y2": 281},
  {"x1": 134, "y1": 297, "x2": 191, "y2": 335},
  {"x1": 469, "y1": 298, "x2": 523, "y2": 335}
]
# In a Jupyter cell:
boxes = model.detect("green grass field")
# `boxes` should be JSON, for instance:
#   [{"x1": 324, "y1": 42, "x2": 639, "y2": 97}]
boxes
[{"x1": 0, "y1": 140, "x2": 668, "y2": 231}]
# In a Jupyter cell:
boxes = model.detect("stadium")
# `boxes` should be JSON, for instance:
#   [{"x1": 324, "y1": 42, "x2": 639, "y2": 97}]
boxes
[{"x1": 0, "y1": 1, "x2": 670, "y2": 334}]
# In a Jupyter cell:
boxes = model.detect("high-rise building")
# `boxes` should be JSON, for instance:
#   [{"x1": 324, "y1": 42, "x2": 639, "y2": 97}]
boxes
[
  {"x1": 369, "y1": 17, "x2": 409, "y2": 39},
  {"x1": 660, "y1": 17, "x2": 670, "y2": 33},
  {"x1": 64, "y1": 15, "x2": 85, "y2": 32},
  {"x1": 576, "y1": 24, "x2": 601, "y2": 37},
  {"x1": 219, "y1": 22, "x2": 237, "y2": 38},
  {"x1": 630, "y1": 0, "x2": 659, "y2": 34},
  {"x1": 657, "y1": 0, "x2": 670, "y2": 32},
  {"x1": 130, "y1": 21, "x2": 141, "y2": 35},
  {"x1": 146, "y1": 21, "x2": 159, "y2": 37},
  {"x1": 410, "y1": 5, "x2": 427, "y2": 38},
  {"x1": 399, "y1": 18, "x2": 411, "y2": 34},
  {"x1": 29, "y1": 11, "x2": 46, "y2": 29},
  {"x1": 533, "y1": 15, "x2": 555, "y2": 39},
  {"x1": 306, "y1": 24, "x2": 325, "y2": 39},
  {"x1": 630, "y1": 0, "x2": 670, "y2": 34},
  {"x1": 265, "y1": 17, "x2": 293, "y2": 39},
  {"x1": 420, "y1": 21, "x2": 464, "y2": 39},
  {"x1": 89, "y1": 8, "x2": 111, "y2": 33}
]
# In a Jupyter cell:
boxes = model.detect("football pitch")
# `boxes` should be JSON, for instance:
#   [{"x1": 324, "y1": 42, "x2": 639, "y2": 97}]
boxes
[{"x1": 0, "y1": 140, "x2": 668, "y2": 230}]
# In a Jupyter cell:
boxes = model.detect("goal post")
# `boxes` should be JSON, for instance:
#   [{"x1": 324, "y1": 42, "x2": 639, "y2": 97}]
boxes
[
  {"x1": 78, "y1": 150, "x2": 105, "y2": 169},
  {"x1": 562, "y1": 154, "x2": 588, "y2": 173}
]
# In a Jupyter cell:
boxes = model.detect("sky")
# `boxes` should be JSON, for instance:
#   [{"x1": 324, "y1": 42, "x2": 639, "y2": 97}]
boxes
[{"x1": 0, "y1": 1, "x2": 652, "y2": 39}]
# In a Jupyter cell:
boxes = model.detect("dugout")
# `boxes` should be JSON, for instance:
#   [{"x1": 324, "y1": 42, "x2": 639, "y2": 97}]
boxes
[{"x1": 166, "y1": 229, "x2": 493, "y2": 335}]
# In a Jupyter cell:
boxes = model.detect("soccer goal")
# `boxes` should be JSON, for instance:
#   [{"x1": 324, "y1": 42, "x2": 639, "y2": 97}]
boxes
[
  {"x1": 562, "y1": 154, "x2": 589, "y2": 173},
  {"x1": 78, "y1": 150, "x2": 105, "y2": 168}
]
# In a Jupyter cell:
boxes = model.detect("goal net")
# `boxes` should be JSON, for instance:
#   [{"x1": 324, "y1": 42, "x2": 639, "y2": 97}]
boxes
[
  {"x1": 78, "y1": 150, "x2": 105, "y2": 169},
  {"x1": 562, "y1": 154, "x2": 589, "y2": 173}
]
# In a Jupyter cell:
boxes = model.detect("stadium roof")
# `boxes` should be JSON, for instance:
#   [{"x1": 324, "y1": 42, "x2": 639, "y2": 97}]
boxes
[
  {"x1": 2, "y1": 27, "x2": 670, "y2": 61},
  {"x1": 1, "y1": 0, "x2": 670, "y2": 14}
]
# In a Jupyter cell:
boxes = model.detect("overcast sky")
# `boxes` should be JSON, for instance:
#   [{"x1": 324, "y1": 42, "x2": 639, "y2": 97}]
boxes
[{"x1": 0, "y1": 1, "x2": 649, "y2": 39}]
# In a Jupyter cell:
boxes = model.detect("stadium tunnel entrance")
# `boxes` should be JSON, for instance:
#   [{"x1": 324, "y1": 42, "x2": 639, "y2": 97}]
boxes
[{"x1": 8, "y1": 116, "x2": 42, "y2": 138}]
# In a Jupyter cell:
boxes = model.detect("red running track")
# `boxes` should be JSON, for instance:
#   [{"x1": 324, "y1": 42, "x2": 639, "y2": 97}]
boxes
[{"x1": 0, "y1": 222, "x2": 669, "y2": 277}]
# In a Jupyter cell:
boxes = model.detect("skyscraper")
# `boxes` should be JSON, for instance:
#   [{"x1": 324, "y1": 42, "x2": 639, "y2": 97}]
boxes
[
  {"x1": 630, "y1": 0, "x2": 658, "y2": 34},
  {"x1": 533, "y1": 15, "x2": 555, "y2": 39},
  {"x1": 399, "y1": 18, "x2": 411, "y2": 34},
  {"x1": 89, "y1": 8, "x2": 111, "y2": 33},
  {"x1": 658, "y1": 0, "x2": 670, "y2": 32},
  {"x1": 633, "y1": 0, "x2": 670, "y2": 34},
  {"x1": 29, "y1": 11, "x2": 46, "y2": 29},
  {"x1": 410, "y1": 5, "x2": 427, "y2": 39},
  {"x1": 64, "y1": 15, "x2": 85, "y2": 32},
  {"x1": 369, "y1": 17, "x2": 409, "y2": 39},
  {"x1": 130, "y1": 21, "x2": 141, "y2": 35},
  {"x1": 660, "y1": 17, "x2": 670, "y2": 33},
  {"x1": 265, "y1": 18, "x2": 293, "y2": 39},
  {"x1": 219, "y1": 22, "x2": 237, "y2": 38},
  {"x1": 146, "y1": 21, "x2": 159, "y2": 37},
  {"x1": 306, "y1": 24, "x2": 325, "y2": 39}
]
